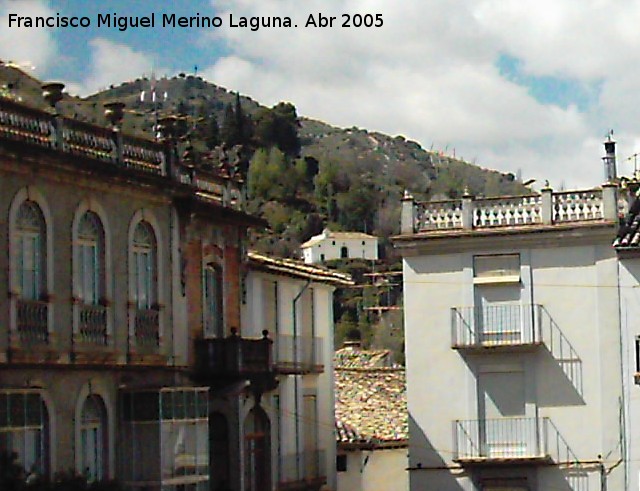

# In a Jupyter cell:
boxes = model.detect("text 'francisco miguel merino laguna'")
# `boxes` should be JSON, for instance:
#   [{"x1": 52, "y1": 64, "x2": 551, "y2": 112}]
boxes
[{"x1": 7, "y1": 12, "x2": 383, "y2": 31}]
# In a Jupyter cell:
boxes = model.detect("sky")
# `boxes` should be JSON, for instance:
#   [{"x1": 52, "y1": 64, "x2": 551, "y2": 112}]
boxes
[{"x1": 2, "y1": 0, "x2": 640, "y2": 188}]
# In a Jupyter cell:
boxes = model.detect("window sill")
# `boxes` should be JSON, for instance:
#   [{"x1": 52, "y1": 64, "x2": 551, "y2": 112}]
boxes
[{"x1": 473, "y1": 275, "x2": 520, "y2": 285}]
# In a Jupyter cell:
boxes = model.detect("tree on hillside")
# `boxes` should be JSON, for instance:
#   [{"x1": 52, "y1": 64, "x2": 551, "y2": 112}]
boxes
[
  {"x1": 253, "y1": 102, "x2": 301, "y2": 156},
  {"x1": 220, "y1": 93, "x2": 252, "y2": 148},
  {"x1": 314, "y1": 159, "x2": 340, "y2": 221},
  {"x1": 204, "y1": 114, "x2": 220, "y2": 150},
  {"x1": 336, "y1": 179, "x2": 379, "y2": 232}
]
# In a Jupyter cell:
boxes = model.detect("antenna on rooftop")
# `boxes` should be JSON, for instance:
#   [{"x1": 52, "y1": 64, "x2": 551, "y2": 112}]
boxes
[{"x1": 626, "y1": 153, "x2": 640, "y2": 178}]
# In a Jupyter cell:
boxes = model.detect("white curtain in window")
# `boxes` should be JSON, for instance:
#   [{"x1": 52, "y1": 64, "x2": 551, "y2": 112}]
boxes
[
  {"x1": 133, "y1": 222, "x2": 156, "y2": 309},
  {"x1": 16, "y1": 202, "x2": 45, "y2": 300},
  {"x1": 80, "y1": 396, "x2": 106, "y2": 481},
  {"x1": 78, "y1": 212, "x2": 104, "y2": 304}
]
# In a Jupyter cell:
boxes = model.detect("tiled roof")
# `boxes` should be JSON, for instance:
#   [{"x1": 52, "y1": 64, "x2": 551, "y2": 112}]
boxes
[
  {"x1": 301, "y1": 229, "x2": 378, "y2": 248},
  {"x1": 334, "y1": 347, "x2": 407, "y2": 445},
  {"x1": 335, "y1": 420, "x2": 370, "y2": 445},
  {"x1": 247, "y1": 251, "x2": 353, "y2": 285},
  {"x1": 334, "y1": 345, "x2": 395, "y2": 368},
  {"x1": 615, "y1": 194, "x2": 640, "y2": 248}
]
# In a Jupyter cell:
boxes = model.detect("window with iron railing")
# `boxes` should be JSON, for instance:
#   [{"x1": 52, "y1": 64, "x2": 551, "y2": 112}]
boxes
[
  {"x1": 131, "y1": 221, "x2": 159, "y2": 347},
  {"x1": 132, "y1": 221, "x2": 157, "y2": 310},
  {"x1": 15, "y1": 201, "x2": 47, "y2": 302},
  {"x1": 76, "y1": 211, "x2": 108, "y2": 345},
  {"x1": 13, "y1": 201, "x2": 49, "y2": 345}
]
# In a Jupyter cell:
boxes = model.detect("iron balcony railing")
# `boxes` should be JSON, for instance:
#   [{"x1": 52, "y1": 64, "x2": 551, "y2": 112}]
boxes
[
  {"x1": 78, "y1": 304, "x2": 108, "y2": 345},
  {"x1": 194, "y1": 330, "x2": 273, "y2": 380},
  {"x1": 134, "y1": 308, "x2": 160, "y2": 347},
  {"x1": 454, "y1": 417, "x2": 550, "y2": 462},
  {"x1": 279, "y1": 450, "x2": 327, "y2": 485},
  {"x1": 16, "y1": 299, "x2": 49, "y2": 345},
  {"x1": 275, "y1": 335, "x2": 324, "y2": 373},
  {"x1": 451, "y1": 304, "x2": 543, "y2": 349}
]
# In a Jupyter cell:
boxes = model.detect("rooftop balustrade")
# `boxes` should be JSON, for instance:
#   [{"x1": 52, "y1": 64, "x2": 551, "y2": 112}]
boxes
[
  {"x1": 0, "y1": 94, "x2": 245, "y2": 210},
  {"x1": 400, "y1": 185, "x2": 620, "y2": 234}
]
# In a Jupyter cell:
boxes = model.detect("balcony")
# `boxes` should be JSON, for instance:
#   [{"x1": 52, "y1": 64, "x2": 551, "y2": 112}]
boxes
[
  {"x1": 451, "y1": 304, "x2": 544, "y2": 352},
  {"x1": 453, "y1": 417, "x2": 581, "y2": 468},
  {"x1": 16, "y1": 299, "x2": 49, "y2": 345},
  {"x1": 454, "y1": 417, "x2": 552, "y2": 466},
  {"x1": 134, "y1": 308, "x2": 160, "y2": 348},
  {"x1": 194, "y1": 329, "x2": 275, "y2": 387},
  {"x1": 275, "y1": 335, "x2": 325, "y2": 374},
  {"x1": 78, "y1": 304, "x2": 108, "y2": 345},
  {"x1": 278, "y1": 450, "x2": 327, "y2": 491}
]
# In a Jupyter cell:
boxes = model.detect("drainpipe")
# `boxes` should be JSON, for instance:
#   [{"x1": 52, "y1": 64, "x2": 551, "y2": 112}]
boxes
[{"x1": 293, "y1": 280, "x2": 311, "y2": 481}]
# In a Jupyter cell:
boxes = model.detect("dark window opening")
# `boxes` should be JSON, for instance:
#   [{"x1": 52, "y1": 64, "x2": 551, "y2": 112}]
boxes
[
  {"x1": 340, "y1": 246, "x2": 348, "y2": 259},
  {"x1": 336, "y1": 454, "x2": 347, "y2": 472}
]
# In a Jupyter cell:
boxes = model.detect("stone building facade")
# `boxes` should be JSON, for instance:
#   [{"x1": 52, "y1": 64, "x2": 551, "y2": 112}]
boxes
[{"x1": 0, "y1": 88, "x2": 348, "y2": 491}]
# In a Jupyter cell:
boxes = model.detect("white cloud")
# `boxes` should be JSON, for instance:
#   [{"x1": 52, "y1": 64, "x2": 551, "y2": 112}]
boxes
[
  {"x1": 200, "y1": 0, "x2": 609, "y2": 186},
  {"x1": 0, "y1": 0, "x2": 57, "y2": 74},
  {"x1": 66, "y1": 38, "x2": 165, "y2": 96},
  {"x1": 8, "y1": 0, "x2": 640, "y2": 188}
]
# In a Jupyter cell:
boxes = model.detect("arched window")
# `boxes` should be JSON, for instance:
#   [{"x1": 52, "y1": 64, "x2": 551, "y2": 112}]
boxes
[
  {"x1": 0, "y1": 391, "x2": 50, "y2": 477},
  {"x1": 16, "y1": 201, "x2": 46, "y2": 301},
  {"x1": 203, "y1": 264, "x2": 223, "y2": 338},
  {"x1": 132, "y1": 221, "x2": 157, "y2": 309},
  {"x1": 77, "y1": 212, "x2": 105, "y2": 305},
  {"x1": 80, "y1": 395, "x2": 107, "y2": 481}
]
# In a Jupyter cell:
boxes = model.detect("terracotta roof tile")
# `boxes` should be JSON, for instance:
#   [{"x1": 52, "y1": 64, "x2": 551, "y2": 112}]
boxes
[
  {"x1": 334, "y1": 347, "x2": 407, "y2": 444},
  {"x1": 616, "y1": 195, "x2": 640, "y2": 248}
]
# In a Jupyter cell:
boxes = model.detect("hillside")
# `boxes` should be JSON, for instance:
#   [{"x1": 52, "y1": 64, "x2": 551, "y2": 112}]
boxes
[{"x1": 0, "y1": 64, "x2": 528, "y2": 259}]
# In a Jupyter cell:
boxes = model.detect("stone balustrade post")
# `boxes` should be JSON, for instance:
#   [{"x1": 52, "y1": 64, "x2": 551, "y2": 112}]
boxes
[
  {"x1": 401, "y1": 190, "x2": 416, "y2": 234},
  {"x1": 602, "y1": 182, "x2": 618, "y2": 221},
  {"x1": 114, "y1": 129, "x2": 123, "y2": 164},
  {"x1": 53, "y1": 115, "x2": 65, "y2": 151},
  {"x1": 541, "y1": 183, "x2": 553, "y2": 224},
  {"x1": 462, "y1": 189, "x2": 474, "y2": 229}
]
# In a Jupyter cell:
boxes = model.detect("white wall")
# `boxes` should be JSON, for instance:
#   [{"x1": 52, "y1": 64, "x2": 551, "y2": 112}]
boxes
[
  {"x1": 242, "y1": 268, "x2": 337, "y2": 490},
  {"x1": 338, "y1": 448, "x2": 408, "y2": 491},
  {"x1": 304, "y1": 237, "x2": 378, "y2": 263},
  {"x1": 402, "y1": 239, "x2": 623, "y2": 490},
  {"x1": 618, "y1": 257, "x2": 640, "y2": 491}
]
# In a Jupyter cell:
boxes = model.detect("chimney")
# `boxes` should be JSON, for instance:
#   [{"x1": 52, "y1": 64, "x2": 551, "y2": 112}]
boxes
[{"x1": 603, "y1": 130, "x2": 617, "y2": 183}]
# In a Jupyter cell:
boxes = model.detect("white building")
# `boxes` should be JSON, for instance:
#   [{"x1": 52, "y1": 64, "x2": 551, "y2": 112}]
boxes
[
  {"x1": 243, "y1": 252, "x2": 353, "y2": 491},
  {"x1": 301, "y1": 229, "x2": 378, "y2": 264},
  {"x1": 394, "y1": 170, "x2": 629, "y2": 490},
  {"x1": 614, "y1": 194, "x2": 640, "y2": 491}
]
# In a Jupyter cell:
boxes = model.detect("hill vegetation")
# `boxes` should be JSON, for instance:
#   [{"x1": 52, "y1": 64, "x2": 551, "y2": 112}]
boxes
[
  {"x1": 0, "y1": 64, "x2": 532, "y2": 359},
  {"x1": 0, "y1": 65, "x2": 529, "y2": 261}
]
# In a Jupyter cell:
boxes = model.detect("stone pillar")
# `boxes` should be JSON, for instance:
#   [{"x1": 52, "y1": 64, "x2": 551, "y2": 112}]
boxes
[
  {"x1": 602, "y1": 182, "x2": 618, "y2": 221},
  {"x1": 462, "y1": 188, "x2": 474, "y2": 229},
  {"x1": 400, "y1": 190, "x2": 415, "y2": 234},
  {"x1": 541, "y1": 182, "x2": 553, "y2": 224}
]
